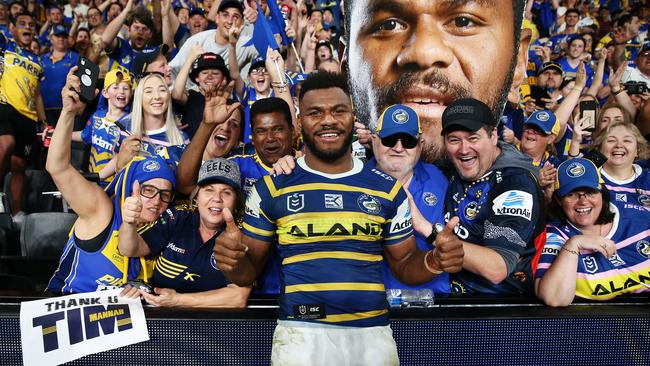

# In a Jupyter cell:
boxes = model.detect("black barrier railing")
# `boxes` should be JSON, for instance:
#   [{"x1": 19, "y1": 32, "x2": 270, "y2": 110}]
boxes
[{"x1": 2, "y1": 294, "x2": 649, "y2": 366}]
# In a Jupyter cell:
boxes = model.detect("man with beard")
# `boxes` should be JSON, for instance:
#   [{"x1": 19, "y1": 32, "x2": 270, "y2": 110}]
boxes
[
  {"x1": 345, "y1": 0, "x2": 528, "y2": 165},
  {"x1": 213, "y1": 72, "x2": 463, "y2": 365}
]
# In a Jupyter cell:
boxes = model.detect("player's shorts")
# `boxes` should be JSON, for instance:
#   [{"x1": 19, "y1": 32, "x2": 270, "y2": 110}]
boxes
[
  {"x1": 271, "y1": 320, "x2": 399, "y2": 366},
  {"x1": 0, "y1": 102, "x2": 37, "y2": 159}
]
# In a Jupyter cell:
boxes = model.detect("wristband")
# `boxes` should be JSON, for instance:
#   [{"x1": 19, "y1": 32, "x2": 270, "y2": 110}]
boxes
[
  {"x1": 612, "y1": 86, "x2": 625, "y2": 95},
  {"x1": 560, "y1": 245, "x2": 580, "y2": 256},
  {"x1": 424, "y1": 250, "x2": 443, "y2": 275}
]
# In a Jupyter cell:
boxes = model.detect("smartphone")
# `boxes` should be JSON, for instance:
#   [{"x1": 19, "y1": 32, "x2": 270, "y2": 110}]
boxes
[
  {"x1": 74, "y1": 57, "x2": 100, "y2": 103},
  {"x1": 583, "y1": 149, "x2": 608, "y2": 168},
  {"x1": 579, "y1": 100, "x2": 598, "y2": 131}
]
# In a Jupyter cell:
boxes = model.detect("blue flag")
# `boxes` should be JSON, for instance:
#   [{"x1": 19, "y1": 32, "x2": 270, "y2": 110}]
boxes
[
  {"x1": 266, "y1": 0, "x2": 293, "y2": 46},
  {"x1": 244, "y1": 1, "x2": 279, "y2": 57}
]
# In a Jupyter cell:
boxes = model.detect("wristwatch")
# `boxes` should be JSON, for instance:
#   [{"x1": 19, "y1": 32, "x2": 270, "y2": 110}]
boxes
[{"x1": 426, "y1": 223, "x2": 444, "y2": 244}]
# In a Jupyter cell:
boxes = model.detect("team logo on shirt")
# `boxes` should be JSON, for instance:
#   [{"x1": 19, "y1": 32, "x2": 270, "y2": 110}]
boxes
[
  {"x1": 422, "y1": 192, "x2": 437, "y2": 206},
  {"x1": 210, "y1": 253, "x2": 219, "y2": 270},
  {"x1": 287, "y1": 193, "x2": 304, "y2": 213},
  {"x1": 121, "y1": 55, "x2": 131, "y2": 65},
  {"x1": 464, "y1": 201, "x2": 479, "y2": 220},
  {"x1": 608, "y1": 253, "x2": 626, "y2": 267},
  {"x1": 142, "y1": 159, "x2": 160, "y2": 172},
  {"x1": 357, "y1": 194, "x2": 381, "y2": 214},
  {"x1": 638, "y1": 195, "x2": 650, "y2": 207},
  {"x1": 492, "y1": 190, "x2": 533, "y2": 221},
  {"x1": 582, "y1": 256, "x2": 599, "y2": 274},
  {"x1": 324, "y1": 194, "x2": 343, "y2": 209},
  {"x1": 636, "y1": 240, "x2": 650, "y2": 259}
]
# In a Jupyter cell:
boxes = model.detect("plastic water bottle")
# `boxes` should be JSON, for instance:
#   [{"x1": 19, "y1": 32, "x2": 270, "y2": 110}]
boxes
[{"x1": 386, "y1": 289, "x2": 435, "y2": 308}]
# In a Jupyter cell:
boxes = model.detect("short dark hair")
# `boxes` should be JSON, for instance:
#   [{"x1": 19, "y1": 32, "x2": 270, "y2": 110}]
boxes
[
  {"x1": 126, "y1": 6, "x2": 154, "y2": 31},
  {"x1": 226, "y1": 98, "x2": 245, "y2": 143},
  {"x1": 565, "y1": 8, "x2": 581, "y2": 17},
  {"x1": 617, "y1": 13, "x2": 635, "y2": 27},
  {"x1": 549, "y1": 185, "x2": 615, "y2": 225},
  {"x1": 10, "y1": 11, "x2": 34, "y2": 25},
  {"x1": 250, "y1": 97, "x2": 293, "y2": 130},
  {"x1": 109, "y1": 2, "x2": 123, "y2": 12},
  {"x1": 299, "y1": 71, "x2": 349, "y2": 102}
]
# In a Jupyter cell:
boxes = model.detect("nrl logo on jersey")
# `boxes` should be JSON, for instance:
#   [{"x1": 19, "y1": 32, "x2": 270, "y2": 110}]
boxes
[{"x1": 287, "y1": 193, "x2": 304, "y2": 213}]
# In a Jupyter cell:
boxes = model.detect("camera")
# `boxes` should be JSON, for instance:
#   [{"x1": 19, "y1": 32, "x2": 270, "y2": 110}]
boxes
[{"x1": 622, "y1": 81, "x2": 648, "y2": 95}]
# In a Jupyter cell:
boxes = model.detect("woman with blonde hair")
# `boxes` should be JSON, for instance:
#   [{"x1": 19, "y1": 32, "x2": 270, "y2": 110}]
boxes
[{"x1": 121, "y1": 73, "x2": 188, "y2": 168}]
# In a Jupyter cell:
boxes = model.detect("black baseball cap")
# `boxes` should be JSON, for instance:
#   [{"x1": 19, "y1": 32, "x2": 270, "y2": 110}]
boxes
[
  {"x1": 249, "y1": 56, "x2": 265, "y2": 72},
  {"x1": 441, "y1": 98, "x2": 497, "y2": 135},
  {"x1": 132, "y1": 44, "x2": 170, "y2": 79},
  {"x1": 189, "y1": 7, "x2": 206, "y2": 17},
  {"x1": 190, "y1": 52, "x2": 230, "y2": 83},
  {"x1": 538, "y1": 61, "x2": 563, "y2": 76},
  {"x1": 217, "y1": 0, "x2": 244, "y2": 14}
]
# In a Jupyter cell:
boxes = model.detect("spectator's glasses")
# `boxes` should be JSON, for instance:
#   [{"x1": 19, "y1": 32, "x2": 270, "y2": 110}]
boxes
[
  {"x1": 563, "y1": 191, "x2": 599, "y2": 202},
  {"x1": 140, "y1": 184, "x2": 175, "y2": 203},
  {"x1": 250, "y1": 68, "x2": 268, "y2": 76},
  {"x1": 380, "y1": 134, "x2": 418, "y2": 149}
]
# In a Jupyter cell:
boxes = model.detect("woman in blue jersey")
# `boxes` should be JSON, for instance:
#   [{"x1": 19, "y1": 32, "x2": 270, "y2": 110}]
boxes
[
  {"x1": 124, "y1": 73, "x2": 188, "y2": 167},
  {"x1": 534, "y1": 158, "x2": 650, "y2": 306},
  {"x1": 118, "y1": 158, "x2": 251, "y2": 308},
  {"x1": 46, "y1": 68, "x2": 176, "y2": 294},
  {"x1": 593, "y1": 121, "x2": 650, "y2": 206}
]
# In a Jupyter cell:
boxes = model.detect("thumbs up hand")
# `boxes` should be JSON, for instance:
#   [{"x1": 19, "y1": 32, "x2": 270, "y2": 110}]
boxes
[
  {"x1": 122, "y1": 181, "x2": 143, "y2": 225},
  {"x1": 213, "y1": 207, "x2": 248, "y2": 273},
  {"x1": 429, "y1": 216, "x2": 464, "y2": 273}
]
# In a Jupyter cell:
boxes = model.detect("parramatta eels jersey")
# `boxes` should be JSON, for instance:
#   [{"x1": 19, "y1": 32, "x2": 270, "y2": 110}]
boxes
[
  {"x1": 601, "y1": 164, "x2": 650, "y2": 211},
  {"x1": 81, "y1": 111, "x2": 130, "y2": 183},
  {"x1": 535, "y1": 204, "x2": 650, "y2": 300},
  {"x1": 242, "y1": 157, "x2": 413, "y2": 327},
  {"x1": 0, "y1": 33, "x2": 43, "y2": 121}
]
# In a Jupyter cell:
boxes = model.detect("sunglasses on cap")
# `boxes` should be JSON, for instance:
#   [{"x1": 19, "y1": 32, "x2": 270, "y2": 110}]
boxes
[
  {"x1": 140, "y1": 184, "x2": 175, "y2": 203},
  {"x1": 380, "y1": 134, "x2": 419, "y2": 149}
]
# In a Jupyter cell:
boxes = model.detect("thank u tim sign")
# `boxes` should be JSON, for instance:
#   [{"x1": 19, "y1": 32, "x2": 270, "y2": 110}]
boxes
[{"x1": 20, "y1": 289, "x2": 149, "y2": 365}]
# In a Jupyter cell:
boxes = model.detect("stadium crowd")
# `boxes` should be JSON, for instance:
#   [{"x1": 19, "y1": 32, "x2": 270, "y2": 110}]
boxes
[{"x1": 0, "y1": 0, "x2": 649, "y2": 363}]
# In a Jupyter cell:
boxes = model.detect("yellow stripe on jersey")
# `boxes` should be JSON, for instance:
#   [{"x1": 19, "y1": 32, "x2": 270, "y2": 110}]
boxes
[
  {"x1": 154, "y1": 256, "x2": 187, "y2": 278},
  {"x1": 575, "y1": 265, "x2": 650, "y2": 300},
  {"x1": 242, "y1": 222, "x2": 275, "y2": 237},
  {"x1": 277, "y1": 211, "x2": 386, "y2": 245},
  {"x1": 0, "y1": 50, "x2": 42, "y2": 121},
  {"x1": 320, "y1": 309, "x2": 388, "y2": 323},
  {"x1": 285, "y1": 282, "x2": 386, "y2": 293},
  {"x1": 263, "y1": 177, "x2": 401, "y2": 201},
  {"x1": 282, "y1": 251, "x2": 383, "y2": 265}
]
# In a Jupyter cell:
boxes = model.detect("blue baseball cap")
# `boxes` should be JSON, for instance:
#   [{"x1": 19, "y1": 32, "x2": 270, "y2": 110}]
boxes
[
  {"x1": 52, "y1": 25, "x2": 68, "y2": 36},
  {"x1": 375, "y1": 104, "x2": 420, "y2": 139},
  {"x1": 555, "y1": 158, "x2": 603, "y2": 197},
  {"x1": 525, "y1": 110, "x2": 560, "y2": 135}
]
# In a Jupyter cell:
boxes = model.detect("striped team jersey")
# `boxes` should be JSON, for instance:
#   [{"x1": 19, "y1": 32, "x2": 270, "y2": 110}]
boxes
[
  {"x1": 0, "y1": 34, "x2": 43, "y2": 120},
  {"x1": 228, "y1": 153, "x2": 273, "y2": 195},
  {"x1": 535, "y1": 204, "x2": 650, "y2": 300},
  {"x1": 47, "y1": 215, "x2": 148, "y2": 294},
  {"x1": 81, "y1": 111, "x2": 130, "y2": 183},
  {"x1": 242, "y1": 157, "x2": 413, "y2": 327},
  {"x1": 601, "y1": 164, "x2": 650, "y2": 211}
]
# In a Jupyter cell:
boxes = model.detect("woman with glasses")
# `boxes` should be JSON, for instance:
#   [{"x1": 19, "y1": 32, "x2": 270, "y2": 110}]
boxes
[
  {"x1": 118, "y1": 157, "x2": 251, "y2": 308},
  {"x1": 123, "y1": 73, "x2": 188, "y2": 168},
  {"x1": 47, "y1": 68, "x2": 177, "y2": 294},
  {"x1": 534, "y1": 158, "x2": 650, "y2": 306}
]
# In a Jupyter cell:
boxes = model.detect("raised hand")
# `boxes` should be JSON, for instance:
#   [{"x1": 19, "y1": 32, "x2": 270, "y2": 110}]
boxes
[
  {"x1": 271, "y1": 155, "x2": 296, "y2": 176},
  {"x1": 188, "y1": 43, "x2": 205, "y2": 62},
  {"x1": 203, "y1": 80, "x2": 241, "y2": 125},
  {"x1": 122, "y1": 181, "x2": 143, "y2": 225},
  {"x1": 574, "y1": 62, "x2": 587, "y2": 90},
  {"x1": 243, "y1": 0, "x2": 258, "y2": 24},
  {"x1": 62, "y1": 67, "x2": 88, "y2": 115},
  {"x1": 430, "y1": 216, "x2": 464, "y2": 273},
  {"x1": 266, "y1": 47, "x2": 286, "y2": 83},
  {"x1": 213, "y1": 207, "x2": 248, "y2": 273},
  {"x1": 228, "y1": 24, "x2": 244, "y2": 46},
  {"x1": 538, "y1": 161, "x2": 557, "y2": 188}
]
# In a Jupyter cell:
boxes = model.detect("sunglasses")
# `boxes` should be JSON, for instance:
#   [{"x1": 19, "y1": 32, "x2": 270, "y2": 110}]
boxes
[
  {"x1": 380, "y1": 134, "x2": 419, "y2": 149},
  {"x1": 140, "y1": 184, "x2": 175, "y2": 203}
]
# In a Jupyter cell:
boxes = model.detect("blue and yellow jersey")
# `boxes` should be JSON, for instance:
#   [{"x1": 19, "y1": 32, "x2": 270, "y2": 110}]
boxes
[
  {"x1": 107, "y1": 38, "x2": 158, "y2": 72},
  {"x1": 80, "y1": 111, "x2": 130, "y2": 183},
  {"x1": 535, "y1": 204, "x2": 650, "y2": 300},
  {"x1": 140, "y1": 206, "x2": 232, "y2": 293},
  {"x1": 595, "y1": 33, "x2": 643, "y2": 67},
  {"x1": 0, "y1": 34, "x2": 43, "y2": 121},
  {"x1": 122, "y1": 120, "x2": 189, "y2": 168},
  {"x1": 47, "y1": 215, "x2": 149, "y2": 294},
  {"x1": 228, "y1": 153, "x2": 273, "y2": 195},
  {"x1": 242, "y1": 157, "x2": 413, "y2": 327},
  {"x1": 558, "y1": 57, "x2": 594, "y2": 87},
  {"x1": 602, "y1": 164, "x2": 650, "y2": 211}
]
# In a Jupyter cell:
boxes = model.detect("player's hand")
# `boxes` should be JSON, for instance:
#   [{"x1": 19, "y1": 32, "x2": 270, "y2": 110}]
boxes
[
  {"x1": 203, "y1": 80, "x2": 241, "y2": 125},
  {"x1": 429, "y1": 216, "x2": 464, "y2": 273},
  {"x1": 354, "y1": 121, "x2": 372, "y2": 148},
  {"x1": 140, "y1": 288, "x2": 180, "y2": 307},
  {"x1": 122, "y1": 181, "x2": 143, "y2": 225},
  {"x1": 213, "y1": 208, "x2": 248, "y2": 273},
  {"x1": 271, "y1": 155, "x2": 296, "y2": 176}
]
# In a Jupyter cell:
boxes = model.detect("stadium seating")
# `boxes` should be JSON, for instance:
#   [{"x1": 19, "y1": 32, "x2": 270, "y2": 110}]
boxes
[
  {"x1": 20, "y1": 212, "x2": 77, "y2": 257},
  {"x1": 3, "y1": 170, "x2": 62, "y2": 214}
]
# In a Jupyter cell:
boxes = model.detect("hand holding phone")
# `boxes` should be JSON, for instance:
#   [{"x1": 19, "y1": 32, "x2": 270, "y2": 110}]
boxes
[
  {"x1": 579, "y1": 100, "x2": 598, "y2": 132},
  {"x1": 74, "y1": 57, "x2": 100, "y2": 103}
]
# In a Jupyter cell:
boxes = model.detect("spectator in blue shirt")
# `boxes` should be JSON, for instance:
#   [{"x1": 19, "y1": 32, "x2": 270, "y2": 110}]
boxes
[{"x1": 40, "y1": 24, "x2": 79, "y2": 126}]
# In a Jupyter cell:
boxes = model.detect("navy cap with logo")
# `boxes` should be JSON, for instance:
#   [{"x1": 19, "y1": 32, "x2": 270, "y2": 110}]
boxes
[
  {"x1": 375, "y1": 104, "x2": 420, "y2": 139},
  {"x1": 197, "y1": 158, "x2": 241, "y2": 190},
  {"x1": 538, "y1": 61, "x2": 563, "y2": 76},
  {"x1": 190, "y1": 52, "x2": 230, "y2": 83},
  {"x1": 249, "y1": 56, "x2": 265, "y2": 73},
  {"x1": 217, "y1": 0, "x2": 244, "y2": 14},
  {"x1": 132, "y1": 44, "x2": 170, "y2": 79},
  {"x1": 52, "y1": 24, "x2": 68, "y2": 36},
  {"x1": 525, "y1": 110, "x2": 560, "y2": 135},
  {"x1": 189, "y1": 7, "x2": 205, "y2": 17},
  {"x1": 441, "y1": 98, "x2": 497, "y2": 135},
  {"x1": 555, "y1": 158, "x2": 603, "y2": 197}
]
